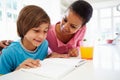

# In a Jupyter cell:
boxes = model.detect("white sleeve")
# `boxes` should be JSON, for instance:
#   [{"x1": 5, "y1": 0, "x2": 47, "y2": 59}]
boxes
[{"x1": 48, "y1": 47, "x2": 52, "y2": 55}]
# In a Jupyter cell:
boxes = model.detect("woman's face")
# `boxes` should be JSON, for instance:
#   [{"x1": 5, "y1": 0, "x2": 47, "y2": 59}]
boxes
[{"x1": 60, "y1": 10, "x2": 84, "y2": 35}]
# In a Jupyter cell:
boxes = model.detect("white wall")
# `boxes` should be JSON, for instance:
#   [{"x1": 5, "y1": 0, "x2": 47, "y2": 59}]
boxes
[
  {"x1": 90, "y1": 0, "x2": 120, "y2": 9},
  {"x1": 0, "y1": 0, "x2": 61, "y2": 40},
  {"x1": 20, "y1": 0, "x2": 61, "y2": 24}
]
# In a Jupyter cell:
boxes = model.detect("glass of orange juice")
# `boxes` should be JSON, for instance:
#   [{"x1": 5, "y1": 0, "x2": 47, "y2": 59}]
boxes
[
  {"x1": 80, "y1": 39, "x2": 94, "y2": 60},
  {"x1": 80, "y1": 46, "x2": 94, "y2": 60}
]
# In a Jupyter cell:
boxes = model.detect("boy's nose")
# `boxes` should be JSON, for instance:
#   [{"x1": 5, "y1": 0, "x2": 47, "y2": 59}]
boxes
[{"x1": 38, "y1": 33, "x2": 44, "y2": 39}]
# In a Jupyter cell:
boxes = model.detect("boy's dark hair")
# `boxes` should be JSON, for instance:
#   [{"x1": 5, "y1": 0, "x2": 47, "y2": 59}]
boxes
[
  {"x1": 17, "y1": 5, "x2": 50, "y2": 38},
  {"x1": 68, "y1": 0, "x2": 93, "y2": 26}
]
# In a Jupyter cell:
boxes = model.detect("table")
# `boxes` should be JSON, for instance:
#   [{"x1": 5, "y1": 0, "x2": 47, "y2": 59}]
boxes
[{"x1": 0, "y1": 44, "x2": 120, "y2": 80}]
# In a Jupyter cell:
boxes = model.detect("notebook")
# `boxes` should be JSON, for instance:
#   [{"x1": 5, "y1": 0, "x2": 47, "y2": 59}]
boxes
[{"x1": 21, "y1": 58, "x2": 86, "y2": 80}]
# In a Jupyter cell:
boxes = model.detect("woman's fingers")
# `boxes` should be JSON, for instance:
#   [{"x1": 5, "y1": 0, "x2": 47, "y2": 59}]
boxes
[
  {"x1": 68, "y1": 48, "x2": 79, "y2": 57},
  {"x1": 0, "y1": 40, "x2": 12, "y2": 48},
  {"x1": 0, "y1": 40, "x2": 7, "y2": 48}
]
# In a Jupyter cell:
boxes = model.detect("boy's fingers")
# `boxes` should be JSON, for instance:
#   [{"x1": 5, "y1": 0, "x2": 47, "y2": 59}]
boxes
[{"x1": 32, "y1": 60, "x2": 40, "y2": 67}]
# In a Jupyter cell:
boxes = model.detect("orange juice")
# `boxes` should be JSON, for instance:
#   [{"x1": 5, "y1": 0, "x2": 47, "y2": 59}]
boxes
[{"x1": 80, "y1": 46, "x2": 93, "y2": 60}]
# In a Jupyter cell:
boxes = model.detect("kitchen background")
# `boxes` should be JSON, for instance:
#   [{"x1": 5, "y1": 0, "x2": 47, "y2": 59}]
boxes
[{"x1": 0, "y1": 0, "x2": 120, "y2": 44}]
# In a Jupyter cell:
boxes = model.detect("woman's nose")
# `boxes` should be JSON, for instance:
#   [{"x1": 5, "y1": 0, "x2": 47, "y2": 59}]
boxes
[{"x1": 64, "y1": 23, "x2": 70, "y2": 30}]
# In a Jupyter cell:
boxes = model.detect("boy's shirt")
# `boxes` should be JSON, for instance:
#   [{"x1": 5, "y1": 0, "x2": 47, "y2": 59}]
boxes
[{"x1": 0, "y1": 39, "x2": 48, "y2": 74}]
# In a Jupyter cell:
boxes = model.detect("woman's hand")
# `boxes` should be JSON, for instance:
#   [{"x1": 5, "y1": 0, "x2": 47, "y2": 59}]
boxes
[
  {"x1": 16, "y1": 58, "x2": 40, "y2": 70},
  {"x1": 68, "y1": 48, "x2": 79, "y2": 57},
  {"x1": 0, "y1": 40, "x2": 13, "y2": 48}
]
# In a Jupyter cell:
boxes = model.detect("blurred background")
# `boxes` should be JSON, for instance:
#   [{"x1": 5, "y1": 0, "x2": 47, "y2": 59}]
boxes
[{"x1": 0, "y1": 0, "x2": 120, "y2": 44}]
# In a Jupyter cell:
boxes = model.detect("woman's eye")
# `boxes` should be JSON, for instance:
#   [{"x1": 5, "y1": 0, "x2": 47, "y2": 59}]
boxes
[
  {"x1": 70, "y1": 25, "x2": 76, "y2": 29},
  {"x1": 63, "y1": 18, "x2": 67, "y2": 22}
]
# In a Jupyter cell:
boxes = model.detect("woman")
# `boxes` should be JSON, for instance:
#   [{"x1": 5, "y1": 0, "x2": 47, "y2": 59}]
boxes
[
  {"x1": 47, "y1": 0, "x2": 93, "y2": 57},
  {"x1": 0, "y1": 0, "x2": 93, "y2": 58}
]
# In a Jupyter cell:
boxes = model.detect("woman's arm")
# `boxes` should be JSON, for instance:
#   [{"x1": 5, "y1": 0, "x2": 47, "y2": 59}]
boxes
[
  {"x1": 47, "y1": 52, "x2": 69, "y2": 58},
  {"x1": 0, "y1": 40, "x2": 12, "y2": 51}
]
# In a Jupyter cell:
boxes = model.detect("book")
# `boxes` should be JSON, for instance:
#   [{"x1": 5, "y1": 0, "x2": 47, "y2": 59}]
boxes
[{"x1": 21, "y1": 58, "x2": 86, "y2": 80}]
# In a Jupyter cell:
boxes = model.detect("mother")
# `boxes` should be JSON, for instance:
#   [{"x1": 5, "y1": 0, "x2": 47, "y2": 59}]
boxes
[{"x1": 47, "y1": 0, "x2": 93, "y2": 57}]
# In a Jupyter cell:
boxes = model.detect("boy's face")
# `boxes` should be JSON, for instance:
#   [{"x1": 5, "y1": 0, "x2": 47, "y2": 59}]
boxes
[{"x1": 23, "y1": 23, "x2": 49, "y2": 50}]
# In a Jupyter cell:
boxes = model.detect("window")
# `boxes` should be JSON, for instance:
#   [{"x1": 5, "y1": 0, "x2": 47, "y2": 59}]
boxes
[
  {"x1": 0, "y1": 0, "x2": 21, "y2": 40},
  {"x1": 0, "y1": 10, "x2": 2, "y2": 20},
  {"x1": 113, "y1": 7, "x2": 120, "y2": 34},
  {"x1": 92, "y1": 6, "x2": 120, "y2": 43},
  {"x1": 0, "y1": 0, "x2": 2, "y2": 21}
]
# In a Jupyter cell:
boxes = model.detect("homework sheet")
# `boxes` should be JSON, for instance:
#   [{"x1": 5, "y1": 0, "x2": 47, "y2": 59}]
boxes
[{"x1": 21, "y1": 58, "x2": 85, "y2": 80}]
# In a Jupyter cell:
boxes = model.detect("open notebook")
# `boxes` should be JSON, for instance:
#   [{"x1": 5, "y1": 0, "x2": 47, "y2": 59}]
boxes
[{"x1": 21, "y1": 58, "x2": 86, "y2": 80}]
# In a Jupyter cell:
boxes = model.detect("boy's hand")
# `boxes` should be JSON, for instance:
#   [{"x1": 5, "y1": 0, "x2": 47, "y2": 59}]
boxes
[
  {"x1": 68, "y1": 48, "x2": 79, "y2": 57},
  {"x1": 16, "y1": 58, "x2": 40, "y2": 70}
]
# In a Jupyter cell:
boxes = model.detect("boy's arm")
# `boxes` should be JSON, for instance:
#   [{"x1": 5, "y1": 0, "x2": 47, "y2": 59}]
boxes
[{"x1": 0, "y1": 49, "x2": 13, "y2": 74}]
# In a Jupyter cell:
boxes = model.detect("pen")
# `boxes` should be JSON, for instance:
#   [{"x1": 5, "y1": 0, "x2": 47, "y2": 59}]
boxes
[{"x1": 75, "y1": 60, "x2": 86, "y2": 67}]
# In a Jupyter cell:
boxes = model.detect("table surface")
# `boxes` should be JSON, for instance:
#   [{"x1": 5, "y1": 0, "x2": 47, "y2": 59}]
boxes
[{"x1": 0, "y1": 44, "x2": 120, "y2": 80}]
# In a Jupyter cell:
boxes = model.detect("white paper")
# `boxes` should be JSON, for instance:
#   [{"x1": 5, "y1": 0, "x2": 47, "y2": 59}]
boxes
[{"x1": 21, "y1": 58, "x2": 85, "y2": 80}]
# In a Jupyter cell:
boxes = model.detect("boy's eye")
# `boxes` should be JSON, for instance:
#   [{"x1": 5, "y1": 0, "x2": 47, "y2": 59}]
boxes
[
  {"x1": 44, "y1": 31, "x2": 47, "y2": 33},
  {"x1": 44, "y1": 29, "x2": 48, "y2": 33},
  {"x1": 33, "y1": 30, "x2": 39, "y2": 32}
]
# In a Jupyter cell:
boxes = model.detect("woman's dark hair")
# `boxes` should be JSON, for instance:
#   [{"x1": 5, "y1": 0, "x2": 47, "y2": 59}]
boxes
[
  {"x1": 68, "y1": 0, "x2": 93, "y2": 26},
  {"x1": 17, "y1": 5, "x2": 50, "y2": 38}
]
